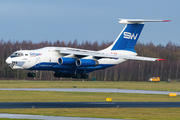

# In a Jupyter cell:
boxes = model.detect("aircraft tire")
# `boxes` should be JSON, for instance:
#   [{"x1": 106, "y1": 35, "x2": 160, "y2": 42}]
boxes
[
  {"x1": 32, "y1": 73, "x2": 36, "y2": 77},
  {"x1": 27, "y1": 73, "x2": 36, "y2": 77},
  {"x1": 84, "y1": 74, "x2": 89, "y2": 79},
  {"x1": 76, "y1": 74, "x2": 81, "y2": 79}
]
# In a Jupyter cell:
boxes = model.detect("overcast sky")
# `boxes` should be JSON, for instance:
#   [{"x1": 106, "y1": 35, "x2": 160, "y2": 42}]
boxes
[{"x1": 0, "y1": 0, "x2": 178, "y2": 46}]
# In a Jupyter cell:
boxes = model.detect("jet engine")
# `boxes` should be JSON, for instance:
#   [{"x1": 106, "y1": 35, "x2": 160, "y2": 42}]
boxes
[
  {"x1": 76, "y1": 59, "x2": 99, "y2": 67},
  {"x1": 58, "y1": 57, "x2": 76, "y2": 65}
]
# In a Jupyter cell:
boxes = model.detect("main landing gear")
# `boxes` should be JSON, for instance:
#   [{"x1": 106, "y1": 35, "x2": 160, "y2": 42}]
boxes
[
  {"x1": 27, "y1": 72, "x2": 89, "y2": 79},
  {"x1": 76, "y1": 73, "x2": 89, "y2": 79},
  {"x1": 54, "y1": 73, "x2": 89, "y2": 79}
]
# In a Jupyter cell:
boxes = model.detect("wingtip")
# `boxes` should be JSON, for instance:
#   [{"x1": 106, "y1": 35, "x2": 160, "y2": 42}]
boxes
[
  {"x1": 156, "y1": 59, "x2": 166, "y2": 61},
  {"x1": 163, "y1": 20, "x2": 171, "y2": 22}
]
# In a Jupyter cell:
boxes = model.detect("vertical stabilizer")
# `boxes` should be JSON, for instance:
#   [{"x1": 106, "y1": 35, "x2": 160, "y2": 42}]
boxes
[
  {"x1": 111, "y1": 23, "x2": 144, "y2": 52},
  {"x1": 101, "y1": 19, "x2": 170, "y2": 53}
]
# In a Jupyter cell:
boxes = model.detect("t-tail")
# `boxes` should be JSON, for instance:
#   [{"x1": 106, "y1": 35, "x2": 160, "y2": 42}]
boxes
[{"x1": 101, "y1": 19, "x2": 171, "y2": 54}]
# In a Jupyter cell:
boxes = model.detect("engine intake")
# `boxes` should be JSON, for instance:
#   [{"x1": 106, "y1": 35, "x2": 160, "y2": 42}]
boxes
[
  {"x1": 76, "y1": 59, "x2": 99, "y2": 67},
  {"x1": 58, "y1": 57, "x2": 76, "y2": 65}
]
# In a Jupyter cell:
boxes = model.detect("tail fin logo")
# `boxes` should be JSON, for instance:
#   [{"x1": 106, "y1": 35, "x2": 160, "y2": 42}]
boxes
[{"x1": 123, "y1": 32, "x2": 138, "y2": 40}]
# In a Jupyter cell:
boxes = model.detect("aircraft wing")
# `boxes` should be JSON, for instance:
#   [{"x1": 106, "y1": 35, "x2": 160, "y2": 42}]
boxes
[{"x1": 58, "y1": 48, "x2": 165, "y2": 61}]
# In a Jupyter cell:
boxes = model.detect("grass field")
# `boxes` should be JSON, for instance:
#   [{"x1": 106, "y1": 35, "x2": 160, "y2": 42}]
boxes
[
  {"x1": 0, "y1": 80, "x2": 180, "y2": 92},
  {"x1": 0, "y1": 91, "x2": 180, "y2": 102},
  {"x1": 0, "y1": 80, "x2": 180, "y2": 120}
]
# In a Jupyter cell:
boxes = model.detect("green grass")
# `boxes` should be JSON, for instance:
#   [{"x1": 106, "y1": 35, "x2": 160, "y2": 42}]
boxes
[
  {"x1": 0, "y1": 81, "x2": 180, "y2": 120},
  {"x1": 0, "y1": 108, "x2": 180, "y2": 120},
  {"x1": 0, "y1": 90, "x2": 180, "y2": 102},
  {"x1": 0, "y1": 80, "x2": 180, "y2": 92}
]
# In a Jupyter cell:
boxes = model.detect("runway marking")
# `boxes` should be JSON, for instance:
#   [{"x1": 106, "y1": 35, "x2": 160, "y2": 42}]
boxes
[{"x1": 88, "y1": 103, "x2": 115, "y2": 104}]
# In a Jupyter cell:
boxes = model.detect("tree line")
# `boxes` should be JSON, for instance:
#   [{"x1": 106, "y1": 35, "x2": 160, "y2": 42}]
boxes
[{"x1": 0, "y1": 39, "x2": 180, "y2": 81}]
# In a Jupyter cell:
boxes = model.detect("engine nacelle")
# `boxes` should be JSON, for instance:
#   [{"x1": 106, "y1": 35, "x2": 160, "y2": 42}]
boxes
[
  {"x1": 76, "y1": 59, "x2": 99, "y2": 67},
  {"x1": 58, "y1": 57, "x2": 76, "y2": 65}
]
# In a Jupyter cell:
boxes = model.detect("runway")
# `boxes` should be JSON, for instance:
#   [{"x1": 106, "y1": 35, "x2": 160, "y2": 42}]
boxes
[
  {"x1": 0, "y1": 102, "x2": 180, "y2": 108},
  {"x1": 0, "y1": 113, "x2": 128, "y2": 120},
  {"x1": 0, "y1": 88, "x2": 179, "y2": 95}
]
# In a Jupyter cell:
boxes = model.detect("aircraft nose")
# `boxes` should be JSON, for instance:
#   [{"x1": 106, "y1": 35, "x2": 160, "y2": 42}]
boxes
[{"x1": 5, "y1": 57, "x2": 12, "y2": 64}]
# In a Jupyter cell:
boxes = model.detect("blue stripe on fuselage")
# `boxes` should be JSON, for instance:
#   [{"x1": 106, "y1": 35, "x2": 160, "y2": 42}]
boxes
[{"x1": 28, "y1": 62, "x2": 115, "y2": 72}]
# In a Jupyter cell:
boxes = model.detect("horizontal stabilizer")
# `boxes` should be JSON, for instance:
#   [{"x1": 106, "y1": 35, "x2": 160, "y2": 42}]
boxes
[{"x1": 118, "y1": 19, "x2": 171, "y2": 24}]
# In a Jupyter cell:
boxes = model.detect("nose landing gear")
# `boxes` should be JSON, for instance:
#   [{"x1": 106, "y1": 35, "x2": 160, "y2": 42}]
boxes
[{"x1": 27, "y1": 72, "x2": 36, "y2": 77}]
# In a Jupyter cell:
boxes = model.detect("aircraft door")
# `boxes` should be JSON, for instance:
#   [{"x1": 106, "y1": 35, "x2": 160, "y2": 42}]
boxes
[{"x1": 35, "y1": 57, "x2": 41, "y2": 67}]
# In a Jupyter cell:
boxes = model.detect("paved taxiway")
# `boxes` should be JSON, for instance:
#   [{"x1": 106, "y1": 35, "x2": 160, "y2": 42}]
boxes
[
  {"x1": 0, "y1": 102, "x2": 180, "y2": 108},
  {"x1": 0, "y1": 88, "x2": 179, "y2": 95},
  {"x1": 0, "y1": 113, "x2": 128, "y2": 120}
]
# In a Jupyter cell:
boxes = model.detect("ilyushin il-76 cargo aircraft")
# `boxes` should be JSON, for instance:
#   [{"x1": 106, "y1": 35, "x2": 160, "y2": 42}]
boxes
[{"x1": 5, "y1": 19, "x2": 170, "y2": 79}]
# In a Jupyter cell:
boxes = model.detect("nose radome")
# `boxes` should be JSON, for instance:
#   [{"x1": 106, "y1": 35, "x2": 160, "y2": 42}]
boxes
[{"x1": 5, "y1": 57, "x2": 11, "y2": 64}]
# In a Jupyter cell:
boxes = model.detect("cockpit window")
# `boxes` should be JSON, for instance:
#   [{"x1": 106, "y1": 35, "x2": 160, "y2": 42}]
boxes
[{"x1": 10, "y1": 52, "x2": 24, "y2": 58}]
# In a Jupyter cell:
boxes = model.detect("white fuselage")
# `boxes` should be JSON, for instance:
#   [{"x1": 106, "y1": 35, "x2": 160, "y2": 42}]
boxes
[{"x1": 5, "y1": 47, "x2": 132, "y2": 72}]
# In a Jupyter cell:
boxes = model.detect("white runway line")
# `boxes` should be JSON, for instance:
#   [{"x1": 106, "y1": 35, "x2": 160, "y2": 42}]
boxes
[
  {"x1": 0, "y1": 88, "x2": 179, "y2": 95},
  {"x1": 0, "y1": 113, "x2": 128, "y2": 120}
]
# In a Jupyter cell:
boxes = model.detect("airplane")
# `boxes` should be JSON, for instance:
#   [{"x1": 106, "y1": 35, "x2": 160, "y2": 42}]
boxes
[{"x1": 5, "y1": 19, "x2": 170, "y2": 79}]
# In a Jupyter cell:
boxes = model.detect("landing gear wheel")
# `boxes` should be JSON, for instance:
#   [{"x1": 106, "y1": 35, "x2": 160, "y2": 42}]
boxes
[
  {"x1": 84, "y1": 74, "x2": 89, "y2": 79},
  {"x1": 32, "y1": 73, "x2": 36, "y2": 77},
  {"x1": 76, "y1": 74, "x2": 81, "y2": 79},
  {"x1": 27, "y1": 73, "x2": 36, "y2": 77}
]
